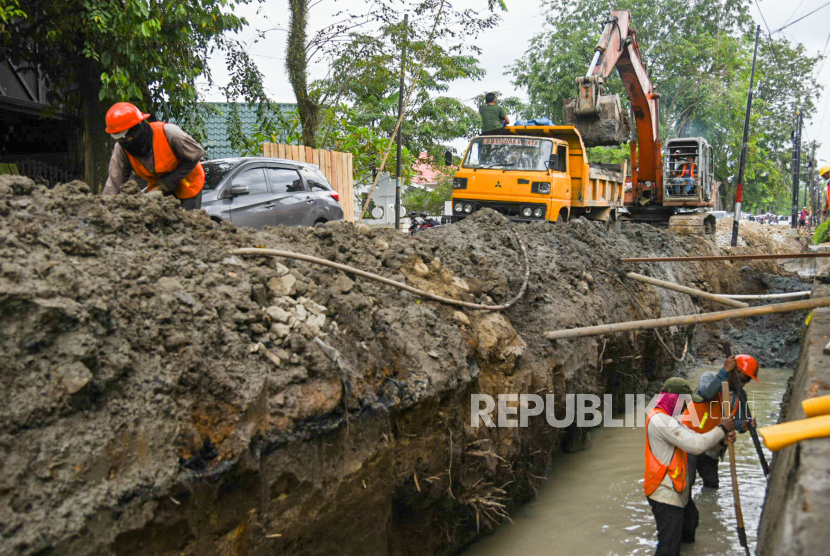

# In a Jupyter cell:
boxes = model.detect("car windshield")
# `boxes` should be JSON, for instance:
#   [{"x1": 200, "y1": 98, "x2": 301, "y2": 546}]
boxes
[
  {"x1": 202, "y1": 160, "x2": 238, "y2": 191},
  {"x1": 462, "y1": 137, "x2": 553, "y2": 171}
]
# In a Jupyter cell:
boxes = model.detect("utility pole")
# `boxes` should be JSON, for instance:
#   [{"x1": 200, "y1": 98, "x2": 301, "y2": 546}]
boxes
[
  {"x1": 731, "y1": 25, "x2": 760, "y2": 247},
  {"x1": 809, "y1": 146, "x2": 816, "y2": 232},
  {"x1": 791, "y1": 108, "x2": 802, "y2": 229},
  {"x1": 394, "y1": 14, "x2": 408, "y2": 232}
]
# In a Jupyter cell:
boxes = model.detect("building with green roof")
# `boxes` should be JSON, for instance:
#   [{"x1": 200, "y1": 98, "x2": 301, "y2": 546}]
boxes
[{"x1": 203, "y1": 102, "x2": 298, "y2": 159}]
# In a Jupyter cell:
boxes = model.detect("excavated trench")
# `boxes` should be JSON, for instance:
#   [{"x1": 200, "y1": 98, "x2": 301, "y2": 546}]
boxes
[{"x1": 0, "y1": 176, "x2": 809, "y2": 555}]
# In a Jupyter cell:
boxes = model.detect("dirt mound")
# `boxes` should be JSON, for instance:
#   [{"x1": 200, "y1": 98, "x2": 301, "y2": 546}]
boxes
[{"x1": 0, "y1": 176, "x2": 804, "y2": 555}]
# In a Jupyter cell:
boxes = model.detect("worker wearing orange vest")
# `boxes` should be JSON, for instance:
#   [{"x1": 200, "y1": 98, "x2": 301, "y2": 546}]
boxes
[
  {"x1": 673, "y1": 156, "x2": 696, "y2": 196},
  {"x1": 103, "y1": 102, "x2": 206, "y2": 210},
  {"x1": 645, "y1": 377, "x2": 736, "y2": 556},
  {"x1": 820, "y1": 165, "x2": 830, "y2": 218},
  {"x1": 684, "y1": 354, "x2": 759, "y2": 489}
]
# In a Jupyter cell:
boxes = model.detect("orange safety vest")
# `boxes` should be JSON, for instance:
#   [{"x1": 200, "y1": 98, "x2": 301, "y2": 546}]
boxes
[
  {"x1": 679, "y1": 163, "x2": 696, "y2": 178},
  {"x1": 644, "y1": 408, "x2": 687, "y2": 497},
  {"x1": 125, "y1": 122, "x2": 205, "y2": 199},
  {"x1": 681, "y1": 391, "x2": 738, "y2": 433}
]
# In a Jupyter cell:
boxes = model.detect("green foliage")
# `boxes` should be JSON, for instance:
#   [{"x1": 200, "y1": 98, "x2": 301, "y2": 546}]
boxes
[
  {"x1": 402, "y1": 170, "x2": 453, "y2": 214},
  {"x1": 324, "y1": 105, "x2": 417, "y2": 185},
  {"x1": 0, "y1": 0, "x2": 25, "y2": 23},
  {"x1": 3, "y1": 0, "x2": 271, "y2": 140},
  {"x1": 312, "y1": 1, "x2": 499, "y2": 165},
  {"x1": 813, "y1": 220, "x2": 829, "y2": 245},
  {"x1": 511, "y1": 0, "x2": 822, "y2": 214},
  {"x1": 588, "y1": 145, "x2": 630, "y2": 164}
]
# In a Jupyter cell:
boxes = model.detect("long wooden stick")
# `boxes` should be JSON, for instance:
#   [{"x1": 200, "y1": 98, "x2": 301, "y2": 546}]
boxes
[
  {"x1": 544, "y1": 297, "x2": 830, "y2": 340},
  {"x1": 723, "y1": 381, "x2": 751, "y2": 556},
  {"x1": 723, "y1": 291, "x2": 810, "y2": 300},
  {"x1": 621, "y1": 252, "x2": 830, "y2": 263},
  {"x1": 626, "y1": 272, "x2": 748, "y2": 308}
]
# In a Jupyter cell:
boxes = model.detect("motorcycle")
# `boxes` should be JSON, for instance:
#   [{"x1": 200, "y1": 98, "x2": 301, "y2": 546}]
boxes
[{"x1": 408, "y1": 211, "x2": 443, "y2": 235}]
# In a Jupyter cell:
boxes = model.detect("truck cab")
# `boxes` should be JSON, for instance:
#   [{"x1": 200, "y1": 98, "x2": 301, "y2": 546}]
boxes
[{"x1": 451, "y1": 126, "x2": 624, "y2": 223}]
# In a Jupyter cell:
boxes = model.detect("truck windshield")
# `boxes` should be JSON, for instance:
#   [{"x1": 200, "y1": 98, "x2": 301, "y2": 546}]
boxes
[{"x1": 462, "y1": 137, "x2": 553, "y2": 171}]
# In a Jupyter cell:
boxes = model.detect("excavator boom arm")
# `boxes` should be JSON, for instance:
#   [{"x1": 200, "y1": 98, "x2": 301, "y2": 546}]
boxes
[{"x1": 581, "y1": 10, "x2": 661, "y2": 185}]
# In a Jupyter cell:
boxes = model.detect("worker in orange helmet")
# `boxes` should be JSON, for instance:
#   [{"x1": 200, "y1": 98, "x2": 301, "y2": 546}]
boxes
[
  {"x1": 103, "y1": 102, "x2": 206, "y2": 210},
  {"x1": 685, "y1": 354, "x2": 760, "y2": 489},
  {"x1": 819, "y1": 165, "x2": 830, "y2": 219}
]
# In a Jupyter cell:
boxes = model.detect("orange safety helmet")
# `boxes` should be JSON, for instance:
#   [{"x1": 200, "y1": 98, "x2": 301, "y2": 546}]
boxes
[
  {"x1": 736, "y1": 354, "x2": 760, "y2": 382},
  {"x1": 105, "y1": 102, "x2": 150, "y2": 134}
]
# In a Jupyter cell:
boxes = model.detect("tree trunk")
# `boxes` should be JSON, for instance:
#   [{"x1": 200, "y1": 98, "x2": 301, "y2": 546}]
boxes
[
  {"x1": 78, "y1": 57, "x2": 110, "y2": 193},
  {"x1": 287, "y1": 0, "x2": 318, "y2": 148}
]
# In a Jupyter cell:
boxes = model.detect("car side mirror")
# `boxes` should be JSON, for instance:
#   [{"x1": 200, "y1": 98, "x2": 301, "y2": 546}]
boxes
[
  {"x1": 547, "y1": 154, "x2": 559, "y2": 171},
  {"x1": 229, "y1": 184, "x2": 250, "y2": 197},
  {"x1": 444, "y1": 151, "x2": 453, "y2": 166}
]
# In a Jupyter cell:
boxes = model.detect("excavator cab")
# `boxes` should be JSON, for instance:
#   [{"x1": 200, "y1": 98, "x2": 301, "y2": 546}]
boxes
[{"x1": 663, "y1": 138, "x2": 714, "y2": 203}]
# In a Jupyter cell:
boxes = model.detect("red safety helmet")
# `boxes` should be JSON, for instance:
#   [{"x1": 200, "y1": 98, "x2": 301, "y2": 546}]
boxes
[
  {"x1": 736, "y1": 354, "x2": 760, "y2": 382},
  {"x1": 105, "y1": 102, "x2": 150, "y2": 134}
]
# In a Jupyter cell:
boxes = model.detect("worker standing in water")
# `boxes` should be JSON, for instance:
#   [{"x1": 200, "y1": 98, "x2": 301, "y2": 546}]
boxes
[
  {"x1": 645, "y1": 377, "x2": 736, "y2": 556},
  {"x1": 685, "y1": 355, "x2": 759, "y2": 489},
  {"x1": 103, "y1": 102, "x2": 206, "y2": 210}
]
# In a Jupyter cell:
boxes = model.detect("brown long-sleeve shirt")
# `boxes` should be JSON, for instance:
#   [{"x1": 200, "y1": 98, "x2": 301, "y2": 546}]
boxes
[{"x1": 103, "y1": 123, "x2": 205, "y2": 196}]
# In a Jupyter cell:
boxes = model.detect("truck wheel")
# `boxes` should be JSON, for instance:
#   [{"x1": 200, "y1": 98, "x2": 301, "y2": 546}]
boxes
[{"x1": 557, "y1": 209, "x2": 569, "y2": 223}]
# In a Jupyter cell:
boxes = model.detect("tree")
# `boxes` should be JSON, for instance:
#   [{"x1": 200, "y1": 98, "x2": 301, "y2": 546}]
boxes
[
  {"x1": 1, "y1": 0, "x2": 268, "y2": 190},
  {"x1": 278, "y1": 0, "x2": 503, "y2": 149},
  {"x1": 511, "y1": 0, "x2": 822, "y2": 213}
]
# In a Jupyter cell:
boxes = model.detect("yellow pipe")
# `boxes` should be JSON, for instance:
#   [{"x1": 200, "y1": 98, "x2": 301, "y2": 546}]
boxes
[
  {"x1": 758, "y1": 415, "x2": 830, "y2": 452},
  {"x1": 802, "y1": 394, "x2": 830, "y2": 417}
]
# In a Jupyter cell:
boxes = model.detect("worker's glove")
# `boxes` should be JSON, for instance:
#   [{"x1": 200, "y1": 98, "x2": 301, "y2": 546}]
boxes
[{"x1": 157, "y1": 175, "x2": 178, "y2": 195}]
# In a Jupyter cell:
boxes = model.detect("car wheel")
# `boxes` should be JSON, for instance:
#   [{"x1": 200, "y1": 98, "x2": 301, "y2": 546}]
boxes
[{"x1": 314, "y1": 219, "x2": 327, "y2": 228}]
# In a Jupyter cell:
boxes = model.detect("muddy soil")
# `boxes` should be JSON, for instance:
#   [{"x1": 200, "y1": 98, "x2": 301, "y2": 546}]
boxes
[{"x1": 0, "y1": 177, "x2": 804, "y2": 555}]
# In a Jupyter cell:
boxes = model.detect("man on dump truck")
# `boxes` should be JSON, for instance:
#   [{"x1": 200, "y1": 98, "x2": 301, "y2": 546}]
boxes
[
  {"x1": 479, "y1": 93, "x2": 510, "y2": 135},
  {"x1": 103, "y1": 102, "x2": 206, "y2": 210},
  {"x1": 645, "y1": 377, "x2": 736, "y2": 556},
  {"x1": 451, "y1": 124, "x2": 625, "y2": 225}
]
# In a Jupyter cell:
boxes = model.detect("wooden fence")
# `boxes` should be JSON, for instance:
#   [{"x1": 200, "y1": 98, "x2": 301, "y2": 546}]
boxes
[{"x1": 262, "y1": 143, "x2": 355, "y2": 222}]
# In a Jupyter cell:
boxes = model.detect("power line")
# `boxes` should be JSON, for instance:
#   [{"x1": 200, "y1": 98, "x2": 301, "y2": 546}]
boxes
[
  {"x1": 773, "y1": 0, "x2": 830, "y2": 33},
  {"x1": 781, "y1": 0, "x2": 809, "y2": 28}
]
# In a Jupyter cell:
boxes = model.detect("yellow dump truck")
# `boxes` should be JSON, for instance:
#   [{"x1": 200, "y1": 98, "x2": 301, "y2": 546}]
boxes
[{"x1": 450, "y1": 125, "x2": 626, "y2": 224}]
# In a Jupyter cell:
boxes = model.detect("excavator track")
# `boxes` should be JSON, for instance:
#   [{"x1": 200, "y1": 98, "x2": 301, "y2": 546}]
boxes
[{"x1": 667, "y1": 213, "x2": 717, "y2": 236}]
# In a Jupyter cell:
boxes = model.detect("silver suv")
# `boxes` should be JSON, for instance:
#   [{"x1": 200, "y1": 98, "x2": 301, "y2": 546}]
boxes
[{"x1": 200, "y1": 157, "x2": 344, "y2": 229}]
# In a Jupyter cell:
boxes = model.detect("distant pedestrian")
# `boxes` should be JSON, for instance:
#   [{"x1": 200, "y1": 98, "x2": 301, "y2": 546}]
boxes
[
  {"x1": 645, "y1": 377, "x2": 736, "y2": 556},
  {"x1": 479, "y1": 93, "x2": 510, "y2": 135},
  {"x1": 103, "y1": 102, "x2": 205, "y2": 211}
]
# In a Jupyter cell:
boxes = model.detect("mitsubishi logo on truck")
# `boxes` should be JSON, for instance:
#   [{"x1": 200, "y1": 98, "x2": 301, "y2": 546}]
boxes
[{"x1": 495, "y1": 181, "x2": 502, "y2": 188}]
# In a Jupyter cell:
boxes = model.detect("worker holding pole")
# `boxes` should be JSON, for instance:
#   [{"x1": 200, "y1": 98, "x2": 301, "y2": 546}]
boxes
[
  {"x1": 820, "y1": 165, "x2": 830, "y2": 219},
  {"x1": 644, "y1": 377, "x2": 736, "y2": 556},
  {"x1": 684, "y1": 355, "x2": 761, "y2": 488}
]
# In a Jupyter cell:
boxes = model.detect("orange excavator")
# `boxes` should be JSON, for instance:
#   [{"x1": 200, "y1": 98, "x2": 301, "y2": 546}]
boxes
[{"x1": 564, "y1": 10, "x2": 716, "y2": 234}]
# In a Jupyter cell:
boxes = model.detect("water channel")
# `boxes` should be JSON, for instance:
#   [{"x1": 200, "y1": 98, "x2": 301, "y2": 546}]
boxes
[{"x1": 463, "y1": 366, "x2": 792, "y2": 556}]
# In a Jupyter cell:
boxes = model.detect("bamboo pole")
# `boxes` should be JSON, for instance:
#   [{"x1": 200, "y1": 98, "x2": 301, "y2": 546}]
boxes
[
  {"x1": 626, "y1": 272, "x2": 748, "y2": 308},
  {"x1": 621, "y1": 252, "x2": 830, "y2": 263},
  {"x1": 723, "y1": 291, "x2": 810, "y2": 300},
  {"x1": 544, "y1": 297, "x2": 830, "y2": 340},
  {"x1": 723, "y1": 382, "x2": 751, "y2": 555}
]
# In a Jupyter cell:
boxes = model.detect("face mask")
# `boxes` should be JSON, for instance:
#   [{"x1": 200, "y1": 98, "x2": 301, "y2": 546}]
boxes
[{"x1": 119, "y1": 121, "x2": 153, "y2": 158}]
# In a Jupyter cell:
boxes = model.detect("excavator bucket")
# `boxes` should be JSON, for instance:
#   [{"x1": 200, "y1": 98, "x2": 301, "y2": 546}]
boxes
[
  {"x1": 667, "y1": 213, "x2": 716, "y2": 236},
  {"x1": 563, "y1": 93, "x2": 632, "y2": 147}
]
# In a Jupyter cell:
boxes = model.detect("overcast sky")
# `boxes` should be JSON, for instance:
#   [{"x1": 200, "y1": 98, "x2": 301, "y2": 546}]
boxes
[{"x1": 204, "y1": 0, "x2": 830, "y2": 161}]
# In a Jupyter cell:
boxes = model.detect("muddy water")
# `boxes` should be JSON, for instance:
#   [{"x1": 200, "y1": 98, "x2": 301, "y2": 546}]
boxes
[{"x1": 463, "y1": 366, "x2": 792, "y2": 556}]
